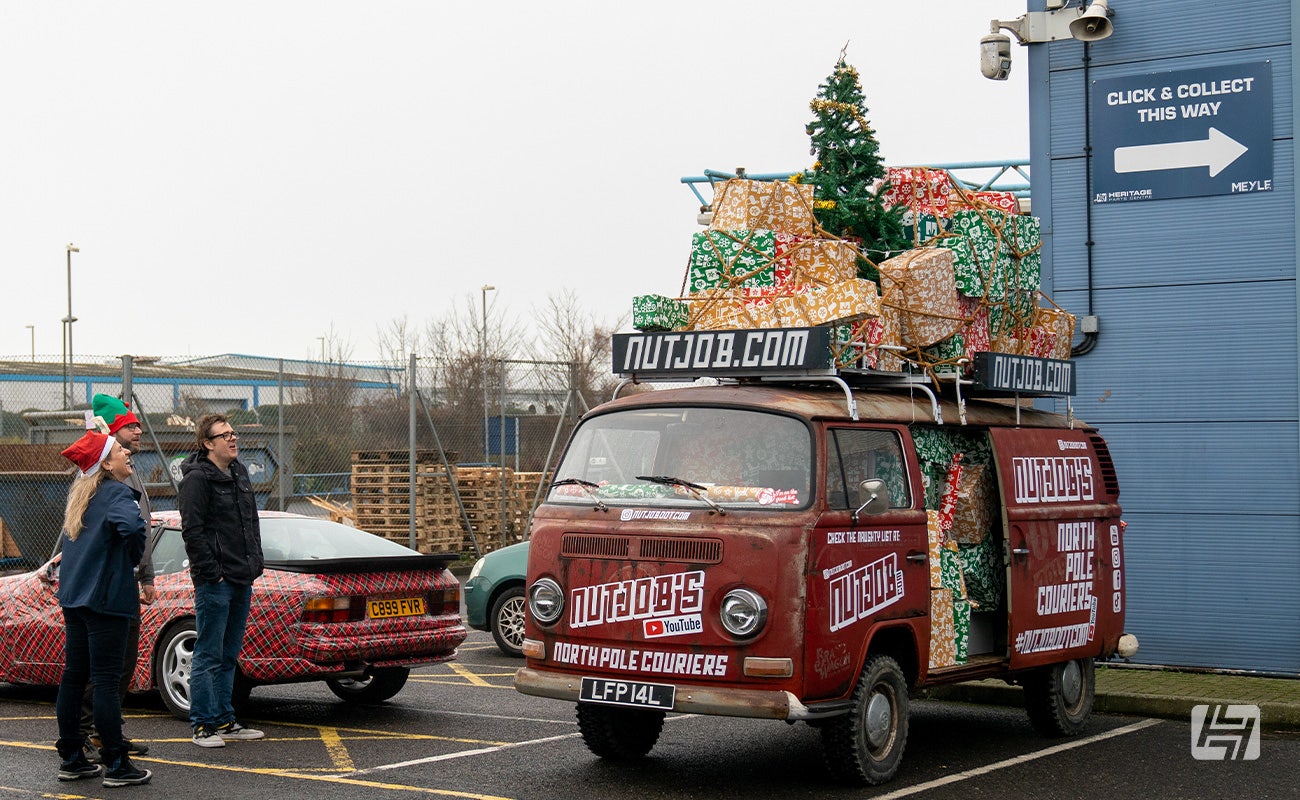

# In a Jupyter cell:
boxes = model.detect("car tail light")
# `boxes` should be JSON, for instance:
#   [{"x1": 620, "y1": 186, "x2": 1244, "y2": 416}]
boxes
[
  {"x1": 425, "y1": 586, "x2": 461, "y2": 616},
  {"x1": 303, "y1": 596, "x2": 364, "y2": 623}
]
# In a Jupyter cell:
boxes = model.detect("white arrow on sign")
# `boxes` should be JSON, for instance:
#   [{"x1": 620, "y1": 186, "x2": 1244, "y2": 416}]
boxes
[{"x1": 1113, "y1": 127, "x2": 1249, "y2": 178}]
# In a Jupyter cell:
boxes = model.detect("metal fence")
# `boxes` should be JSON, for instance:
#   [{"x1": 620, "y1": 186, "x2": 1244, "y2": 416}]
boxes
[{"x1": 0, "y1": 353, "x2": 590, "y2": 568}]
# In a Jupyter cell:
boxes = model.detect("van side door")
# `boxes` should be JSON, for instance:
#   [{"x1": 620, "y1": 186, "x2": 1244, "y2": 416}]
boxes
[{"x1": 988, "y1": 428, "x2": 1124, "y2": 670}]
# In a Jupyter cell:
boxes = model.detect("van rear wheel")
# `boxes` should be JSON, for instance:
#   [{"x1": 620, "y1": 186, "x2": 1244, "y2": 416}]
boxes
[
  {"x1": 1023, "y1": 658, "x2": 1094, "y2": 737},
  {"x1": 821, "y1": 654, "x2": 909, "y2": 785},
  {"x1": 576, "y1": 704, "x2": 664, "y2": 759}
]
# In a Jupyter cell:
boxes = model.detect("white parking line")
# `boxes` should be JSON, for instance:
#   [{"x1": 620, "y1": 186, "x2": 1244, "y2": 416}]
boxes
[
  {"x1": 872, "y1": 718, "x2": 1163, "y2": 799},
  {"x1": 330, "y1": 714, "x2": 698, "y2": 779}
]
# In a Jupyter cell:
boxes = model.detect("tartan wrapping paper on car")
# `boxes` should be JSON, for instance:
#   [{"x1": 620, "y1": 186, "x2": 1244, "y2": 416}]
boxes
[
  {"x1": 632, "y1": 294, "x2": 689, "y2": 332},
  {"x1": 709, "y1": 178, "x2": 816, "y2": 236},
  {"x1": 959, "y1": 535, "x2": 1005, "y2": 610},
  {"x1": 687, "y1": 230, "x2": 791, "y2": 293},
  {"x1": 882, "y1": 167, "x2": 957, "y2": 218},
  {"x1": 877, "y1": 248, "x2": 965, "y2": 347},
  {"x1": 928, "y1": 587, "x2": 957, "y2": 669}
]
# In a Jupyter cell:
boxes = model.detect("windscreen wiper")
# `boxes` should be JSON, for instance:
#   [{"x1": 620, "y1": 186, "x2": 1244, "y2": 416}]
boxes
[
  {"x1": 636, "y1": 475, "x2": 726, "y2": 515},
  {"x1": 551, "y1": 477, "x2": 608, "y2": 512}
]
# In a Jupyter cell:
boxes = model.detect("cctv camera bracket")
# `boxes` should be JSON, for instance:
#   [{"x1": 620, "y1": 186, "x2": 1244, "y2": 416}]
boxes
[{"x1": 991, "y1": 3, "x2": 1106, "y2": 45}]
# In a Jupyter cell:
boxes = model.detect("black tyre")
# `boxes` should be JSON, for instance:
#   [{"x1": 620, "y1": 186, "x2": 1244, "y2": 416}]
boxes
[
  {"x1": 821, "y1": 654, "x2": 910, "y2": 785},
  {"x1": 1023, "y1": 658, "x2": 1094, "y2": 737},
  {"x1": 576, "y1": 703, "x2": 665, "y2": 760},
  {"x1": 154, "y1": 619, "x2": 196, "y2": 721},
  {"x1": 326, "y1": 666, "x2": 410, "y2": 704},
  {"x1": 490, "y1": 585, "x2": 526, "y2": 658}
]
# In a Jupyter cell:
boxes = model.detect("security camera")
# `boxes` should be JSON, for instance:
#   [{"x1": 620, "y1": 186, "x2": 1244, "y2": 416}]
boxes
[
  {"x1": 980, "y1": 32, "x2": 1012, "y2": 80},
  {"x1": 1069, "y1": 0, "x2": 1113, "y2": 42}
]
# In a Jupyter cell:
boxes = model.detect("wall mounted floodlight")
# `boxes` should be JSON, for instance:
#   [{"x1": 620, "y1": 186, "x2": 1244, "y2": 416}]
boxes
[{"x1": 982, "y1": 0, "x2": 1114, "y2": 80}]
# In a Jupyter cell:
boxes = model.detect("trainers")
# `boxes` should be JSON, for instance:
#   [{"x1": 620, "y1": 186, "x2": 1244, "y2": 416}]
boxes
[
  {"x1": 217, "y1": 720, "x2": 264, "y2": 741},
  {"x1": 58, "y1": 751, "x2": 102, "y2": 781},
  {"x1": 192, "y1": 725, "x2": 226, "y2": 748},
  {"x1": 102, "y1": 752, "x2": 152, "y2": 788},
  {"x1": 81, "y1": 739, "x2": 102, "y2": 765}
]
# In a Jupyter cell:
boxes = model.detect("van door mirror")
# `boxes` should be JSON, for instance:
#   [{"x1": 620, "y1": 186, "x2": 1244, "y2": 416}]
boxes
[{"x1": 854, "y1": 479, "x2": 890, "y2": 517}]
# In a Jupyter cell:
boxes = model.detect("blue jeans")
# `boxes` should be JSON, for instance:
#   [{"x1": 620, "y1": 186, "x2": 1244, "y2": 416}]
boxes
[
  {"x1": 57, "y1": 607, "x2": 129, "y2": 754},
  {"x1": 190, "y1": 580, "x2": 252, "y2": 730}
]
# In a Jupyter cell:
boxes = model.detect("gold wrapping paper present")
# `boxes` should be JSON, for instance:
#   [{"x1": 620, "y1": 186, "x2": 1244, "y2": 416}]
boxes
[
  {"x1": 950, "y1": 464, "x2": 997, "y2": 545},
  {"x1": 878, "y1": 247, "x2": 965, "y2": 348},
  {"x1": 784, "y1": 237, "x2": 860, "y2": 284},
  {"x1": 804, "y1": 279, "x2": 881, "y2": 326},
  {"x1": 1029, "y1": 306, "x2": 1076, "y2": 360},
  {"x1": 929, "y1": 588, "x2": 957, "y2": 669},
  {"x1": 710, "y1": 179, "x2": 816, "y2": 237},
  {"x1": 927, "y1": 509, "x2": 943, "y2": 589}
]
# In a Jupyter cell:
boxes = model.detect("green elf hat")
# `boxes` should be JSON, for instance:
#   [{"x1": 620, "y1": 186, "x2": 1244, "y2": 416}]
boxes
[{"x1": 91, "y1": 393, "x2": 141, "y2": 434}]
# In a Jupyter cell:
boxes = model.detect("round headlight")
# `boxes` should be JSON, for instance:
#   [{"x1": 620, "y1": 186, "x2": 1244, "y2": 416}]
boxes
[
  {"x1": 528, "y1": 578, "x2": 564, "y2": 625},
  {"x1": 719, "y1": 588, "x2": 767, "y2": 637}
]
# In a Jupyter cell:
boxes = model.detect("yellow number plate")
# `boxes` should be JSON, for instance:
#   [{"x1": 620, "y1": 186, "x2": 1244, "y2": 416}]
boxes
[{"x1": 367, "y1": 597, "x2": 426, "y2": 619}]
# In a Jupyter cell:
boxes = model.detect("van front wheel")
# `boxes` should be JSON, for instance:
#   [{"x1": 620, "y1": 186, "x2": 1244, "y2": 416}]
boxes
[
  {"x1": 1023, "y1": 658, "x2": 1094, "y2": 737},
  {"x1": 821, "y1": 654, "x2": 909, "y2": 785},
  {"x1": 576, "y1": 704, "x2": 664, "y2": 759}
]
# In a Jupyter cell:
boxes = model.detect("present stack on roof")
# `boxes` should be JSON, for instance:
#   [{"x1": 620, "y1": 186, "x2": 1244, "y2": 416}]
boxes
[{"x1": 632, "y1": 167, "x2": 1076, "y2": 380}]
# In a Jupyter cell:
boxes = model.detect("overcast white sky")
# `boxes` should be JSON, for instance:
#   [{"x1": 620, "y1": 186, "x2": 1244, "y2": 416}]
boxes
[{"x1": 0, "y1": 1, "x2": 1028, "y2": 363}]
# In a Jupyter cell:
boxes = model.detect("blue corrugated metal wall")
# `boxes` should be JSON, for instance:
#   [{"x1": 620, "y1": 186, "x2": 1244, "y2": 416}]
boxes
[{"x1": 1029, "y1": 0, "x2": 1299, "y2": 673}]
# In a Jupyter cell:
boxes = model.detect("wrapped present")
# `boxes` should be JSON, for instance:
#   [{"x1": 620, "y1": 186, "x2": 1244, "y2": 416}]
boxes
[
  {"x1": 773, "y1": 292, "x2": 814, "y2": 327},
  {"x1": 782, "y1": 237, "x2": 860, "y2": 285},
  {"x1": 989, "y1": 290, "x2": 1039, "y2": 352},
  {"x1": 865, "y1": 306, "x2": 906, "y2": 371},
  {"x1": 878, "y1": 248, "x2": 965, "y2": 347},
  {"x1": 633, "y1": 294, "x2": 689, "y2": 332},
  {"x1": 951, "y1": 463, "x2": 997, "y2": 545},
  {"x1": 687, "y1": 230, "x2": 788, "y2": 293},
  {"x1": 953, "y1": 596, "x2": 972, "y2": 664},
  {"x1": 882, "y1": 167, "x2": 956, "y2": 218},
  {"x1": 1006, "y1": 215, "x2": 1042, "y2": 293},
  {"x1": 963, "y1": 190, "x2": 1019, "y2": 216},
  {"x1": 710, "y1": 179, "x2": 816, "y2": 236},
  {"x1": 927, "y1": 509, "x2": 943, "y2": 589},
  {"x1": 940, "y1": 544, "x2": 966, "y2": 597},
  {"x1": 902, "y1": 209, "x2": 950, "y2": 247},
  {"x1": 929, "y1": 588, "x2": 957, "y2": 669},
  {"x1": 1026, "y1": 305, "x2": 1076, "y2": 360},
  {"x1": 943, "y1": 209, "x2": 1014, "y2": 299},
  {"x1": 922, "y1": 297, "x2": 990, "y2": 370},
  {"x1": 803, "y1": 279, "x2": 881, "y2": 326},
  {"x1": 959, "y1": 535, "x2": 1005, "y2": 610}
]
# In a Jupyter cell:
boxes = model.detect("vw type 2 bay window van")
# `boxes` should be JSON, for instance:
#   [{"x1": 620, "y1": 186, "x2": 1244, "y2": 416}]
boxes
[{"x1": 515, "y1": 327, "x2": 1136, "y2": 786}]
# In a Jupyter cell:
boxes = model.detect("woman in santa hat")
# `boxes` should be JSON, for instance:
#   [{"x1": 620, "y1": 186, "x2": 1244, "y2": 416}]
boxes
[{"x1": 52, "y1": 430, "x2": 152, "y2": 788}]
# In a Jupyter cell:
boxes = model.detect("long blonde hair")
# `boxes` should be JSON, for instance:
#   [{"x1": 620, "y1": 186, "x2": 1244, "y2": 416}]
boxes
[{"x1": 63, "y1": 470, "x2": 110, "y2": 542}]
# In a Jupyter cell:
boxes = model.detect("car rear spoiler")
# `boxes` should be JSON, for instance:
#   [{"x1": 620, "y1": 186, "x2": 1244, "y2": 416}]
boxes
[{"x1": 265, "y1": 554, "x2": 457, "y2": 574}]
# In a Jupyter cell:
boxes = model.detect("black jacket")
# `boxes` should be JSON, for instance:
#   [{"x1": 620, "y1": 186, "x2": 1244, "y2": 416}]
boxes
[{"x1": 177, "y1": 452, "x2": 264, "y2": 586}]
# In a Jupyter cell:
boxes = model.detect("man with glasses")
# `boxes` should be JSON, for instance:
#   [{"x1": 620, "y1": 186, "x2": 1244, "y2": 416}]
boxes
[
  {"x1": 177, "y1": 414, "x2": 265, "y2": 748},
  {"x1": 79, "y1": 394, "x2": 156, "y2": 762}
]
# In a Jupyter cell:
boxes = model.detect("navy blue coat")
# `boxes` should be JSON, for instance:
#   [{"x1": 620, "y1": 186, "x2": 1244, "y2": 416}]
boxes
[{"x1": 58, "y1": 480, "x2": 148, "y2": 618}]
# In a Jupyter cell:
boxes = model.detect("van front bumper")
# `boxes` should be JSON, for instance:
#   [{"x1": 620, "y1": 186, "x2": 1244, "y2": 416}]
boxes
[{"x1": 514, "y1": 667, "x2": 848, "y2": 721}]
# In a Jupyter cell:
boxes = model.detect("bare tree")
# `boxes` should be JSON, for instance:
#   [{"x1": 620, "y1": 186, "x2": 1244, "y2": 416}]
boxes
[{"x1": 530, "y1": 289, "x2": 626, "y2": 410}]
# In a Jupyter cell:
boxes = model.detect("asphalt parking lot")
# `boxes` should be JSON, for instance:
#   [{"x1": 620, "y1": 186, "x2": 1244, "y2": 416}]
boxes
[{"x1": 4, "y1": 628, "x2": 1299, "y2": 799}]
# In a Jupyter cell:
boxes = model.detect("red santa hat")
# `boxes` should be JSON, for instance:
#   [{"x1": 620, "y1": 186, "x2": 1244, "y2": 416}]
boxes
[{"x1": 61, "y1": 431, "x2": 116, "y2": 478}]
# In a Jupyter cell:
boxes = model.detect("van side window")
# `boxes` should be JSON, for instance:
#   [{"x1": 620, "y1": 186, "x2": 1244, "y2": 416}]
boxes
[{"x1": 827, "y1": 429, "x2": 911, "y2": 510}]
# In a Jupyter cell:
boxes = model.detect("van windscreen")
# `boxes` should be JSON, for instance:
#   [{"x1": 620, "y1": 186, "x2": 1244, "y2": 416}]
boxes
[{"x1": 548, "y1": 407, "x2": 812, "y2": 510}]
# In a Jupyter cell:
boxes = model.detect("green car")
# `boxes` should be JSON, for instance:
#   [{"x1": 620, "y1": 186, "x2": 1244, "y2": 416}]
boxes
[{"x1": 463, "y1": 540, "x2": 529, "y2": 657}]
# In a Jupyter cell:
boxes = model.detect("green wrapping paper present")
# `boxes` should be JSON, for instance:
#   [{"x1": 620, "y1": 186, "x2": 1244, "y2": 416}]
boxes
[
  {"x1": 1006, "y1": 215, "x2": 1042, "y2": 292},
  {"x1": 959, "y1": 536, "x2": 1005, "y2": 610},
  {"x1": 943, "y1": 210, "x2": 1011, "y2": 298},
  {"x1": 953, "y1": 596, "x2": 971, "y2": 664},
  {"x1": 939, "y1": 544, "x2": 966, "y2": 596},
  {"x1": 632, "y1": 294, "x2": 688, "y2": 332},
  {"x1": 687, "y1": 230, "x2": 783, "y2": 293},
  {"x1": 902, "y1": 209, "x2": 950, "y2": 247}
]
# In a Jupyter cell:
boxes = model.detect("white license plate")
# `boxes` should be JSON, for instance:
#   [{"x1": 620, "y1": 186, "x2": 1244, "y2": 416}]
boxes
[{"x1": 579, "y1": 677, "x2": 675, "y2": 709}]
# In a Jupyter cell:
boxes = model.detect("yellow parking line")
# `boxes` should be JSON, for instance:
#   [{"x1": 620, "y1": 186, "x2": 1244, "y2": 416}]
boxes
[
  {"x1": 445, "y1": 662, "x2": 494, "y2": 688},
  {"x1": 319, "y1": 726, "x2": 355, "y2": 772},
  {"x1": 0, "y1": 741, "x2": 515, "y2": 799}
]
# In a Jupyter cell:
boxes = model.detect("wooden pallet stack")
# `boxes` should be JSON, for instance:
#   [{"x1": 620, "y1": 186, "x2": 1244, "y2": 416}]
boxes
[
  {"x1": 510, "y1": 471, "x2": 549, "y2": 536},
  {"x1": 351, "y1": 450, "x2": 456, "y2": 553}
]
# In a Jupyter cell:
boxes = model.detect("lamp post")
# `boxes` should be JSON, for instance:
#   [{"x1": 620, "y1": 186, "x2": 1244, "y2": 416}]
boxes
[
  {"x1": 62, "y1": 244, "x2": 79, "y2": 409},
  {"x1": 480, "y1": 284, "x2": 496, "y2": 460},
  {"x1": 24, "y1": 325, "x2": 34, "y2": 362}
]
